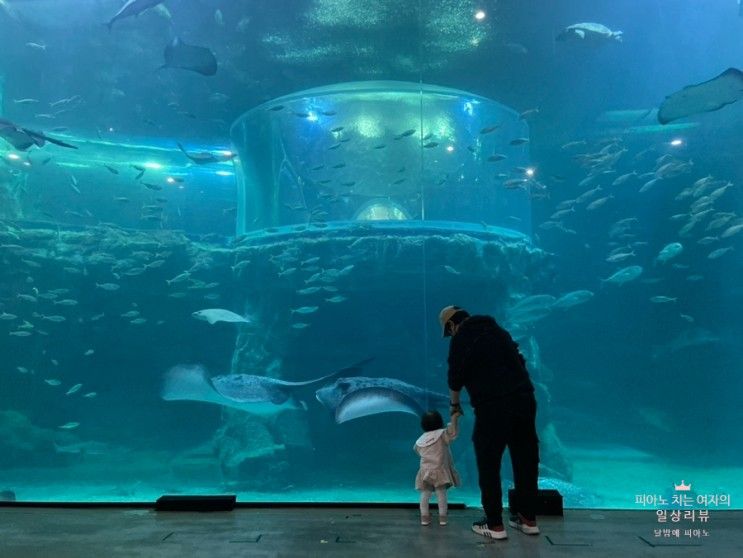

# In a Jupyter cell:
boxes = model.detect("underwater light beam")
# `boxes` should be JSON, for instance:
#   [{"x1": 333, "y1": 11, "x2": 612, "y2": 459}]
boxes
[
  {"x1": 670, "y1": 138, "x2": 684, "y2": 147},
  {"x1": 474, "y1": 10, "x2": 486, "y2": 21}
]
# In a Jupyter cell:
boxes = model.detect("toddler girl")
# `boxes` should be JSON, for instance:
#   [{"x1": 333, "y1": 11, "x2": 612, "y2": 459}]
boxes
[{"x1": 414, "y1": 409, "x2": 461, "y2": 526}]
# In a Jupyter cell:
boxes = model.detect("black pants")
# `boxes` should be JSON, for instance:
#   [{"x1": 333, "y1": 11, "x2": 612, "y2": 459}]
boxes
[{"x1": 472, "y1": 392, "x2": 539, "y2": 525}]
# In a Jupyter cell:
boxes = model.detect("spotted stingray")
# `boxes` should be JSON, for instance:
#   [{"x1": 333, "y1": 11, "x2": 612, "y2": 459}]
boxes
[
  {"x1": 162, "y1": 358, "x2": 374, "y2": 415},
  {"x1": 315, "y1": 377, "x2": 450, "y2": 424}
]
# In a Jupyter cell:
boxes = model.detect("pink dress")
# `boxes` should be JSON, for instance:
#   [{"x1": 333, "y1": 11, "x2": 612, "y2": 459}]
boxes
[{"x1": 414, "y1": 427, "x2": 461, "y2": 490}]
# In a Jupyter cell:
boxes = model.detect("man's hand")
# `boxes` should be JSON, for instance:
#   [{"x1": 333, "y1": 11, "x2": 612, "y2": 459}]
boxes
[{"x1": 449, "y1": 389, "x2": 462, "y2": 417}]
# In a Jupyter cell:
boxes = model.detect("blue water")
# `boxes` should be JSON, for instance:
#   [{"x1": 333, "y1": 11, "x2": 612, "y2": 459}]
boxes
[{"x1": 0, "y1": 1, "x2": 741, "y2": 513}]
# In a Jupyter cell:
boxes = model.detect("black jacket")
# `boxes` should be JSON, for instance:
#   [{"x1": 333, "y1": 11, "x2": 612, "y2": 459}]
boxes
[{"x1": 447, "y1": 315, "x2": 534, "y2": 409}]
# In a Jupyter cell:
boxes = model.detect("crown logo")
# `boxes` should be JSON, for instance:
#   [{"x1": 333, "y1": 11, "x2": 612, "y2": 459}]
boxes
[{"x1": 674, "y1": 480, "x2": 691, "y2": 491}]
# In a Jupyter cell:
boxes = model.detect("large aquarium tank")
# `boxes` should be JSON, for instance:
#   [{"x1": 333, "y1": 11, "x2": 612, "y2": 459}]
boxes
[{"x1": 0, "y1": 0, "x2": 740, "y2": 511}]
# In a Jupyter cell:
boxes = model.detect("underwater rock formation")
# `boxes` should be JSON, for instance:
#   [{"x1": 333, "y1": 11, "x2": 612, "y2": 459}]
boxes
[
  {"x1": 209, "y1": 409, "x2": 301, "y2": 490},
  {"x1": 0, "y1": 171, "x2": 24, "y2": 220},
  {"x1": 0, "y1": 410, "x2": 56, "y2": 467}
]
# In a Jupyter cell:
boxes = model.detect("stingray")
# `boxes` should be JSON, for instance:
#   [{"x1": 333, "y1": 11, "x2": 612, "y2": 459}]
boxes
[
  {"x1": 0, "y1": 118, "x2": 77, "y2": 150},
  {"x1": 162, "y1": 357, "x2": 374, "y2": 415},
  {"x1": 658, "y1": 68, "x2": 743, "y2": 124},
  {"x1": 161, "y1": 38, "x2": 217, "y2": 76},
  {"x1": 315, "y1": 377, "x2": 451, "y2": 424},
  {"x1": 105, "y1": 0, "x2": 164, "y2": 31},
  {"x1": 177, "y1": 142, "x2": 235, "y2": 165}
]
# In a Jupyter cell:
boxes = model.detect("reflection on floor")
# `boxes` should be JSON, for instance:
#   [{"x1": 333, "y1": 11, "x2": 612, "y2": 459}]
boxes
[
  {"x1": 4, "y1": 446, "x2": 742, "y2": 508},
  {"x1": 1, "y1": 507, "x2": 741, "y2": 557}
]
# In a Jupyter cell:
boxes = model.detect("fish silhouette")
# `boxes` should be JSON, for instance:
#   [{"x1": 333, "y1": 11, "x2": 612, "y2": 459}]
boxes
[
  {"x1": 161, "y1": 37, "x2": 217, "y2": 76},
  {"x1": 658, "y1": 68, "x2": 743, "y2": 124},
  {"x1": 0, "y1": 118, "x2": 77, "y2": 150},
  {"x1": 162, "y1": 358, "x2": 374, "y2": 415},
  {"x1": 316, "y1": 377, "x2": 451, "y2": 424},
  {"x1": 105, "y1": 0, "x2": 165, "y2": 31}
]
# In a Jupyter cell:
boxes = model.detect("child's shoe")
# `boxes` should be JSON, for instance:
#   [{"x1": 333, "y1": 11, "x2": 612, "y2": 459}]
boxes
[
  {"x1": 420, "y1": 514, "x2": 431, "y2": 526},
  {"x1": 439, "y1": 515, "x2": 447, "y2": 526}
]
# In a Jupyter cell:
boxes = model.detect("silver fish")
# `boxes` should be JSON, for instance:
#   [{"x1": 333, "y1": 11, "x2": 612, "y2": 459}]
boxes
[
  {"x1": 603, "y1": 265, "x2": 643, "y2": 285},
  {"x1": 292, "y1": 306, "x2": 319, "y2": 315},
  {"x1": 708, "y1": 247, "x2": 733, "y2": 259},
  {"x1": 606, "y1": 251, "x2": 635, "y2": 263},
  {"x1": 552, "y1": 290, "x2": 594, "y2": 310},
  {"x1": 655, "y1": 242, "x2": 683, "y2": 264},
  {"x1": 192, "y1": 308, "x2": 252, "y2": 325},
  {"x1": 96, "y1": 283, "x2": 120, "y2": 291},
  {"x1": 66, "y1": 383, "x2": 83, "y2": 395},
  {"x1": 650, "y1": 296, "x2": 677, "y2": 304}
]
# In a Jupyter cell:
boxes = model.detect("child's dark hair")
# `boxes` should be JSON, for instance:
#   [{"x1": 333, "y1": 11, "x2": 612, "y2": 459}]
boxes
[{"x1": 421, "y1": 410, "x2": 444, "y2": 432}]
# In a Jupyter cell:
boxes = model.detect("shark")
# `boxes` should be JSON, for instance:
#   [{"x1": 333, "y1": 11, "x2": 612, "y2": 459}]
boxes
[
  {"x1": 162, "y1": 358, "x2": 374, "y2": 415},
  {"x1": 105, "y1": 0, "x2": 165, "y2": 31},
  {"x1": 315, "y1": 377, "x2": 451, "y2": 424}
]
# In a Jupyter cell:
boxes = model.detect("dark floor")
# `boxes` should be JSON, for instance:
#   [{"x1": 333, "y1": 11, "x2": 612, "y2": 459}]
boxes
[{"x1": 1, "y1": 506, "x2": 741, "y2": 557}]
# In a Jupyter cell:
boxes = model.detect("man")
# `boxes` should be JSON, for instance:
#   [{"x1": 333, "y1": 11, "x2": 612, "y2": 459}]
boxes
[{"x1": 440, "y1": 305, "x2": 540, "y2": 540}]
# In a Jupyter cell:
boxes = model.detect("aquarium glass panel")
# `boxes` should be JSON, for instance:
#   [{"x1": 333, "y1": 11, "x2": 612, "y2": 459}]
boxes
[{"x1": 0, "y1": 0, "x2": 740, "y2": 511}]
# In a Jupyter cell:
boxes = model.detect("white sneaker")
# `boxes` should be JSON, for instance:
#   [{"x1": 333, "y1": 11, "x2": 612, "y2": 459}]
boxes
[
  {"x1": 472, "y1": 518, "x2": 507, "y2": 540},
  {"x1": 509, "y1": 513, "x2": 540, "y2": 535}
]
